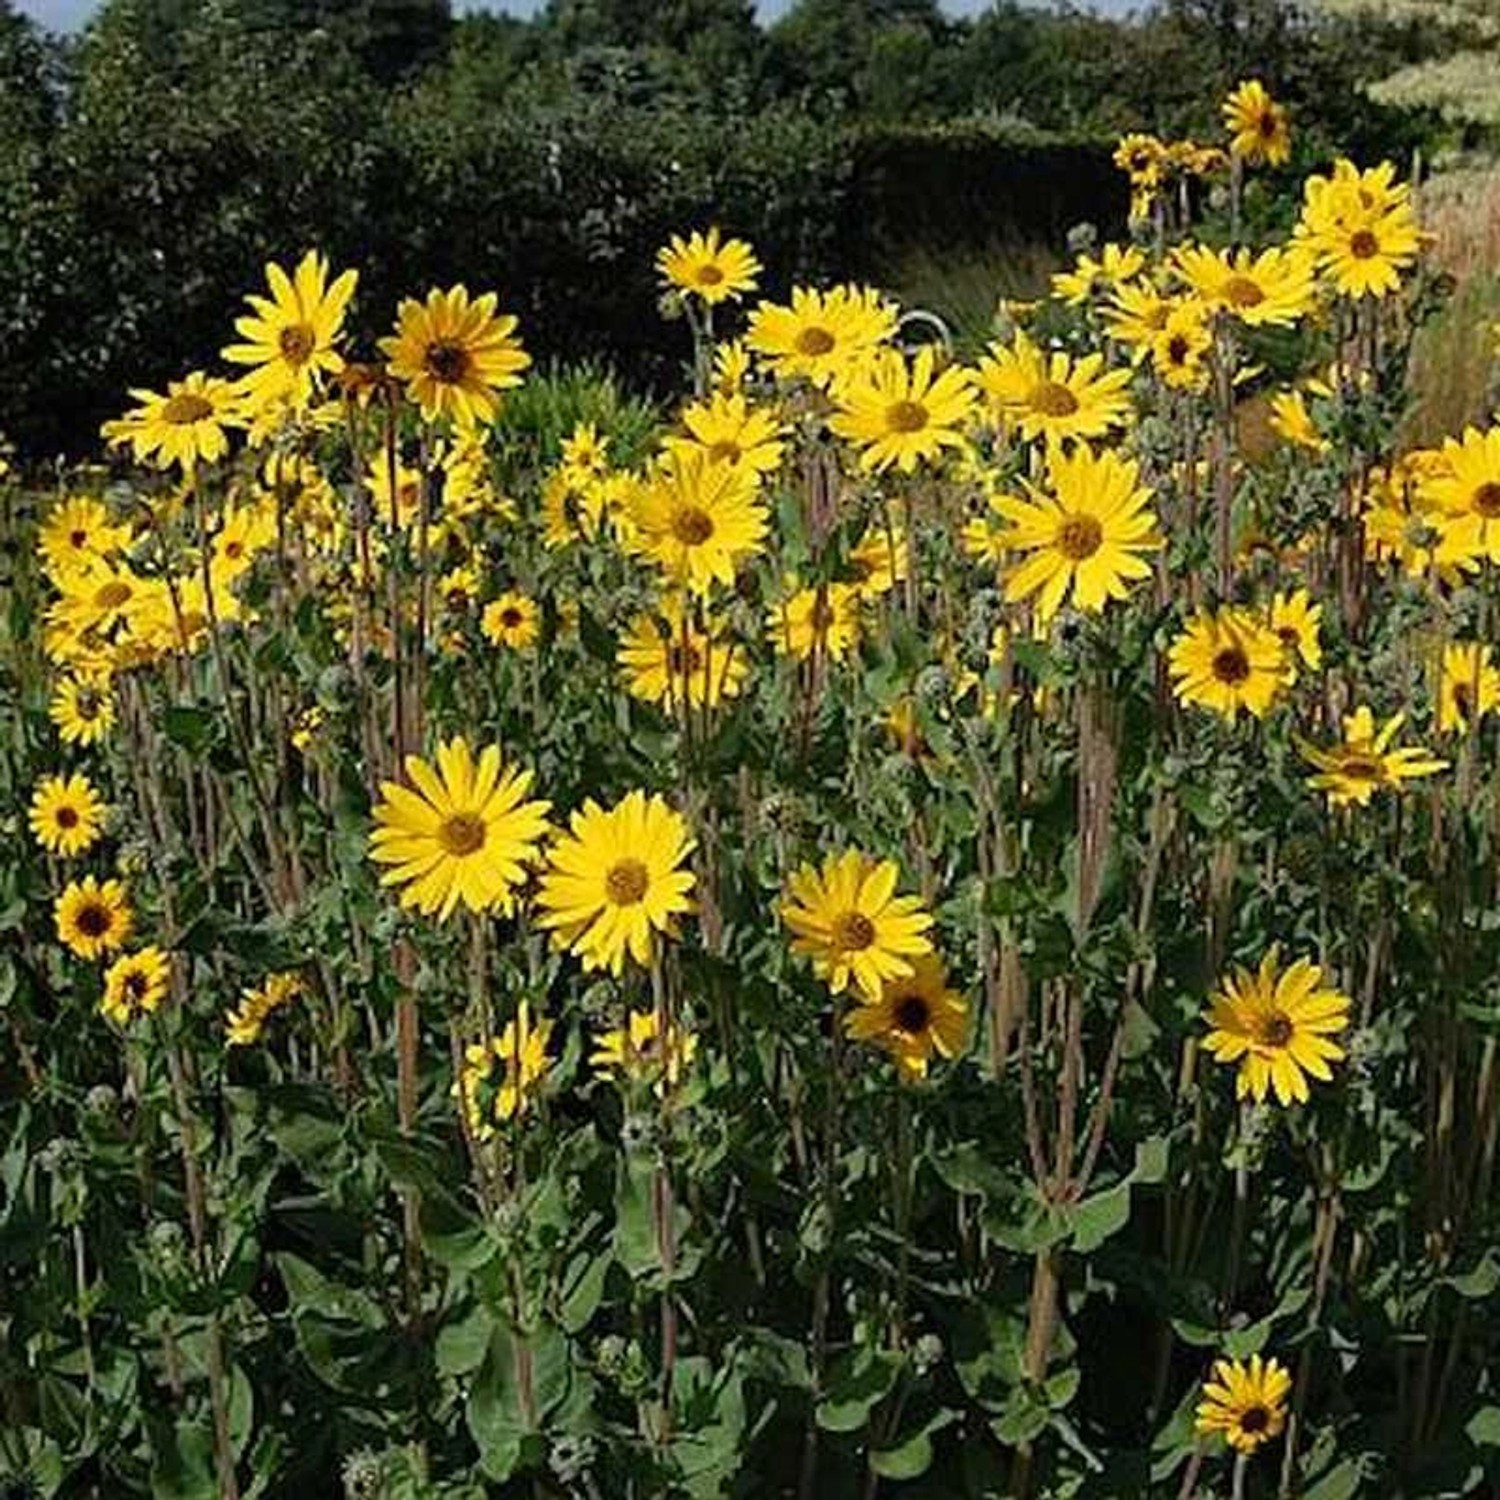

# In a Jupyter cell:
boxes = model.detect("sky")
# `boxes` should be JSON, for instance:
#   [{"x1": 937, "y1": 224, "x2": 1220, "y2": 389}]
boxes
[{"x1": 17, "y1": 0, "x2": 1134, "y2": 34}]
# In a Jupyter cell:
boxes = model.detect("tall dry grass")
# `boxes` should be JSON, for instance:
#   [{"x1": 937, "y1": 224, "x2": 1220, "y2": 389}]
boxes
[{"x1": 1405, "y1": 165, "x2": 1500, "y2": 445}]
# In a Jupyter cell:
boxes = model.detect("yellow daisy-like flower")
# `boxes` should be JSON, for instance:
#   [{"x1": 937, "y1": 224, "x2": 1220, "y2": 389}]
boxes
[
  {"x1": 747, "y1": 284, "x2": 898, "y2": 389},
  {"x1": 1203, "y1": 951, "x2": 1350, "y2": 1106},
  {"x1": 781, "y1": 849, "x2": 935, "y2": 999},
  {"x1": 976, "y1": 331, "x2": 1132, "y2": 447},
  {"x1": 50, "y1": 675, "x2": 116, "y2": 747},
  {"x1": 37, "y1": 496, "x2": 131, "y2": 580},
  {"x1": 617, "y1": 604, "x2": 746, "y2": 711},
  {"x1": 535, "y1": 790, "x2": 697, "y2": 975},
  {"x1": 456, "y1": 1002, "x2": 553, "y2": 1139},
  {"x1": 846, "y1": 524, "x2": 908, "y2": 598},
  {"x1": 30, "y1": 772, "x2": 106, "y2": 856},
  {"x1": 1223, "y1": 79, "x2": 1291, "y2": 166},
  {"x1": 1168, "y1": 607, "x2": 1286, "y2": 720},
  {"x1": 628, "y1": 450, "x2": 769, "y2": 594},
  {"x1": 1195, "y1": 1355, "x2": 1292, "y2": 1454},
  {"x1": 1172, "y1": 245, "x2": 1316, "y2": 328},
  {"x1": 54, "y1": 876, "x2": 133, "y2": 960},
  {"x1": 1418, "y1": 425, "x2": 1500, "y2": 565},
  {"x1": 1297, "y1": 159, "x2": 1420, "y2": 299},
  {"x1": 590, "y1": 1008, "x2": 698, "y2": 1096},
  {"x1": 845, "y1": 952, "x2": 968, "y2": 1081},
  {"x1": 713, "y1": 338, "x2": 752, "y2": 393},
  {"x1": 656, "y1": 227, "x2": 761, "y2": 305},
  {"x1": 222, "y1": 249, "x2": 358, "y2": 410},
  {"x1": 481, "y1": 591, "x2": 541, "y2": 651},
  {"x1": 1051, "y1": 243, "x2": 1147, "y2": 306},
  {"x1": 225, "y1": 972, "x2": 303, "y2": 1047},
  {"x1": 1149, "y1": 301, "x2": 1213, "y2": 390},
  {"x1": 1268, "y1": 389, "x2": 1327, "y2": 452},
  {"x1": 1266, "y1": 588, "x2": 1322, "y2": 678},
  {"x1": 101, "y1": 946, "x2": 172, "y2": 1026},
  {"x1": 668, "y1": 391, "x2": 785, "y2": 480},
  {"x1": 1113, "y1": 132, "x2": 1167, "y2": 186},
  {"x1": 766, "y1": 580, "x2": 863, "y2": 663},
  {"x1": 1298, "y1": 707, "x2": 1447, "y2": 807},
  {"x1": 1104, "y1": 279, "x2": 1173, "y2": 359},
  {"x1": 104, "y1": 371, "x2": 241, "y2": 471},
  {"x1": 1438, "y1": 642, "x2": 1500, "y2": 734},
  {"x1": 829, "y1": 346, "x2": 977, "y2": 474},
  {"x1": 989, "y1": 447, "x2": 1160, "y2": 622},
  {"x1": 379, "y1": 285, "x2": 531, "y2": 426},
  {"x1": 368, "y1": 738, "x2": 551, "y2": 921},
  {"x1": 1362, "y1": 453, "x2": 1450, "y2": 578}
]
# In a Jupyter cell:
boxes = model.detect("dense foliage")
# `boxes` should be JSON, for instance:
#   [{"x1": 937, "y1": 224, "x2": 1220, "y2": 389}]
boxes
[{"x1": 0, "y1": 0, "x2": 1439, "y2": 457}]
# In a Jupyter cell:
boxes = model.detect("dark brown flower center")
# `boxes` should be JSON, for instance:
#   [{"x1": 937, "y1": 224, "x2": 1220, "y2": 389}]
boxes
[
  {"x1": 796, "y1": 326, "x2": 836, "y2": 357},
  {"x1": 1055, "y1": 514, "x2": 1103, "y2": 561},
  {"x1": 56, "y1": 806, "x2": 80, "y2": 829},
  {"x1": 70, "y1": 528, "x2": 88, "y2": 548},
  {"x1": 162, "y1": 392, "x2": 215, "y2": 425},
  {"x1": 1255, "y1": 1012, "x2": 1293, "y2": 1048},
  {"x1": 885, "y1": 400, "x2": 929, "y2": 434},
  {"x1": 438, "y1": 812, "x2": 486, "y2": 857},
  {"x1": 500, "y1": 607, "x2": 523, "y2": 629},
  {"x1": 694, "y1": 264, "x2": 725, "y2": 287},
  {"x1": 833, "y1": 912, "x2": 876, "y2": 951},
  {"x1": 1337, "y1": 751, "x2": 1384, "y2": 781},
  {"x1": 124, "y1": 971, "x2": 149, "y2": 1001},
  {"x1": 95, "y1": 580, "x2": 132, "y2": 609},
  {"x1": 425, "y1": 340, "x2": 472, "y2": 385},
  {"x1": 605, "y1": 858, "x2": 649, "y2": 906},
  {"x1": 76, "y1": 902, "x2": 111, "y2": 938},
  {"x1": 278, "y1": 324, "x2": 316, "y2": 364},
  {"x1": 667, "y1": 641, "x2": 704, "y2": 676},
  {"x1": 671, "y1": 506, "x2": 715, "y2": 546},
  {"x1": 894, "y1": 995, "x2": 931, "y2": 1033},
  {"x1": 707, "y1": 440, "x2": 742, "y2": 464},
  {"x1": 1167, "y1": 335, "x2": 1192, "y2": 364},
  {"x1": 1212, "y1": 646, "x2": 1251, "y2": 685},
  {"x1": 1224, "y1": 276, "x2": 1265, "y2": 309},
  {"x1": 1472, "y1": 483, "x2": 1500, "y2": 518},
  {"x1": 1032, "y1": 381, "x2": 1080, "y2": 417},
  {"x1": 1240, "y1": 1404, "x2": 1270, "y2": 1433},
  {"x1": 1349, "y1": 229, "x2": 1379, "y2": 260}
]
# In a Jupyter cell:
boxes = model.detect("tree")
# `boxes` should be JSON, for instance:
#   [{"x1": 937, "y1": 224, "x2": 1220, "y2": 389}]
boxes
[{"x1": 1316, "y1": 0, "x2": 1500, "y2": 127}]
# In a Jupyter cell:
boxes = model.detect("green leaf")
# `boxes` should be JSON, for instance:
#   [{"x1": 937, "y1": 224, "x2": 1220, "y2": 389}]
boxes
[
  {"x1": 1467, "y1": 1408, "x2": 1500, "y2": 1447},
  {"x1": 1070, "y1": 1179, "x2": 1130, "y2": 1253},
  {"x1": 1444, "y1": 1252, "x2": 1500, "y2": 1300},
  {"x1": 870, "y1": 1410, "x2": 956, "y2": 1480},
  {"x1": 1302, "y1": 1458, "x2": 1368, "y2": 1499},
  {"x1": 162, "y1": 704, "x2": 216, "y2": 757},
  {"x1": 436, "y1": 1304, "x2": 493, "y2": 1377},
  {"x1": 559, "y1": 1251, "x2": 609, "y2": 1335},
  {"x1": 816, "y1": 1349, "x2": 902, "y2": 1433}
]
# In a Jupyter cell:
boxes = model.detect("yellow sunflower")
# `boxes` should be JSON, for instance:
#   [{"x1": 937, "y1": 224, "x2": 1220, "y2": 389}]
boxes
[
  {"x1": 591, "y1": 1009, "x2": 698, "y2": 1095},
  {"x1": 829, "y1": 346, "x2": 977, "y2": 474},
  {"x1": 1195, "y1": 1355, "x2": 1292, "y2": 1455},
  {"x1": 989, "y1": 446, "x2": 1160, "y2": 621},
  {"x1": 225, "y1": 972, "x2": 303, "y2": 1047},
  {"x1": 1168, "y1": 607, "x2": 1286, "y2": 719},
  {"x1": 656, "y1": 227, "x2": 761, "y2": 305},
  {"x1": 1297, "y1": 159, "x2": 1420, "y2": 299},
  {"x1": 1266, "y1": 588, "x2": 1322, "y2": 678},
  {"x1": 37, "y1": 496, "x2": 131, "y2": 580},
  {"x1": 1172, "y1": 245, "x2": 1316, "y2": 328},
  {"x1": 1418, "y1": 425, "x2": 1500, "y2": 565},
  {"x1": 1203, "y1": 950, "x2": 1350, "y2": 1105},
  {"x1": 628, "y1": 450, "x2": 769, "y2": 594},
  {"x1": 368, "y1": 738, "x2": 551, "y2": 920},
  {"x1": 1104, "y1": 279, "x2": 1173, "y2": 360},
  {"x1": 535, "y1": 790, "x2": 697, "y2": 975},
  {"x1": 104, "y1": 372, "x2": 241, "y2": 471},
  {"x1": 766, "y1": 581, "x2": 863, "y2": 662},
  {"x1": 1222, "y1": 79, "x2": 1291, "y2": 166},
  {"x1": 746, "y1": 284, "x2": 898, "y2": 389},
  {"x1": 668, "y1": 392, "x2": 785, "y2": 480},
  {"x1": 1438, "y1": 642, "x2": 1500, "y2": 733},
  {"x1": 1268, "y1": 389, "x2": 1327, "y2": 452},
  {"x1": 618, "y1": 604, "x2": 746, "y2": 711},
  {"x1": 1051, "y1": 243, "x2": 1147, "y2": 306},
  {"x1": 379, "y1": 285, "x2": 531, "y2": 426},
  {"x1": 1298, "y1": 707, "x2": 1447, "y2": 806},
  {"x1": 847, "y1": 524, "x2": 908, "y2": 597},
  {"x1": 222, "y1": 249, "x2": 358, "y2": 410},
  {"x1": 30, "y1": 772, "x2": 106, "y2": 856},
  {"x1": 781, "y1": 850, "x2": 934, "y2": 999},
  {"x1": 101, "y1": 946, "x2": 172, "y2": 1025},
  {"x1": 55, "y1": 876, "x2": 133, "y2": 960},
  {"x1": 50, "y1": 675, "x2": 116, "y2": 746},
  {"x1": 1113, "y1": 132, "x2": 1166, "y2": 188},
  {"x1": 1150, "y1": 301, "x2": 1213, "y2": 390},
  {"x1": 481, "y1": 591, "x2": 541, "y2": 651},
  {"x1": 976, "y1": 331, "x2": 1132, "y2": 446},
  {"x1": 456, "y1": 1002, "x2": 553, "y2": 1138},
  {"x1": 845, "y1": 952, "x2": 969, "y2": 1080}
]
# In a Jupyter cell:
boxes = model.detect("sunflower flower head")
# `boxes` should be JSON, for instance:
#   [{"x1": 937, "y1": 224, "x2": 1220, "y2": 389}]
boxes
[{"x1": 1195, "y1": 1354, "x2": 1292, "y2": 1454}]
